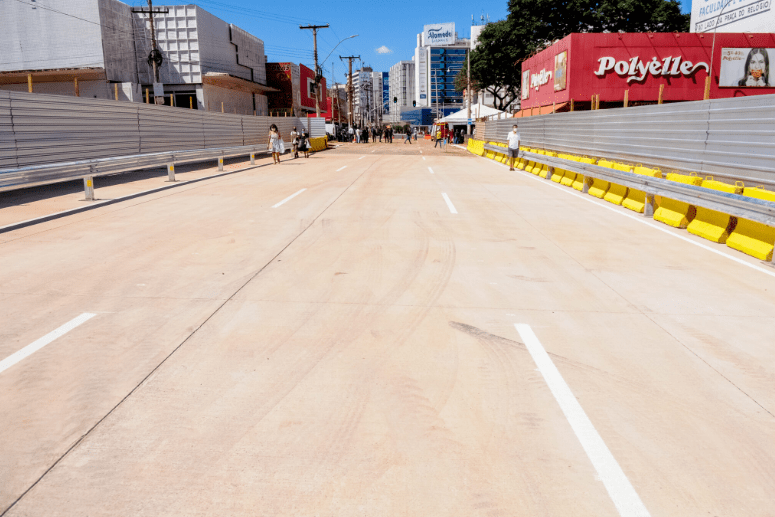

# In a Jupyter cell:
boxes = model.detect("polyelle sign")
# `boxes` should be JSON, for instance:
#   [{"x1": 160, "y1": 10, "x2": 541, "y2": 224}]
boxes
[
  {"x1": 519, "y1": 32, "x2": 775, "y2": 110},
  {"x1": 594, "y1": 55, "x2": 710, "y2": 82}
]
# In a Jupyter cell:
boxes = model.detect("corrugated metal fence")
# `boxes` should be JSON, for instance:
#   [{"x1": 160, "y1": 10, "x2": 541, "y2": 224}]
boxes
[
  {"x1": 484, "y1": 94, "x2": 775, "y2": 188},
  {"x1": 0, "y1": 91, "x2": 324, "y2": 169}
]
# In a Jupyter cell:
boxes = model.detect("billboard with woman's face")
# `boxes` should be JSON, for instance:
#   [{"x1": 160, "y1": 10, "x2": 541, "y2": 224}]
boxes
[{"x1": 720, "y1": 48, "x2": 774, "y2": 87}]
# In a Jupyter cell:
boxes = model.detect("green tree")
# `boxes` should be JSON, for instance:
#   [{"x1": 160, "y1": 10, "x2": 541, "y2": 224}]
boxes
[{"x1": 458, "y1": 0, "x2": 690, "y2": 111}]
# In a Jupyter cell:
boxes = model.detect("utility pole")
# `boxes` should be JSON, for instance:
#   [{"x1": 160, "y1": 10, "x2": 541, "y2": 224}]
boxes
[
  {"x1": 133, "y1": 0, "x2": 168, "y2": 105},
  {"x1": 466, "y1": 48, "x2": 472, "y2": 135},
  {"x1": 340, "y1": 55, "x2": 359, "y2": 128},
  {"x1": 300, "y1": 24, "x2": 329, "y2": 118}
]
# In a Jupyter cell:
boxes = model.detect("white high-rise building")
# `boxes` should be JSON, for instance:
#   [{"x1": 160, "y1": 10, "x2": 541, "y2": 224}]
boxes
[
  {"x1": 388, "y1": 60, "x2": 415, "y2": 123},
  {"x1": 413, "y1": 23, "x2": 469, "y2": 113},
  {"x1": 349, "y1": 67, "x2": 381, "y2": 125}
]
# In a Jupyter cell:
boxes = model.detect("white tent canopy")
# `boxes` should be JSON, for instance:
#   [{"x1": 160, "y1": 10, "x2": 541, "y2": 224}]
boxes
[{"x1": 438, "y1": 104, "x2": 504, "y2": 123}]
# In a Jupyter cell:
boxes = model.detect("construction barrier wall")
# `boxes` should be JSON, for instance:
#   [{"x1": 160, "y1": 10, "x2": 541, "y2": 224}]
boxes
[
  {"x1": 484, "y1": 94, "x2": 775, "y2": 189},
  {"x1": 0, "y1": 90, "x2": 325, "y2": 170}
]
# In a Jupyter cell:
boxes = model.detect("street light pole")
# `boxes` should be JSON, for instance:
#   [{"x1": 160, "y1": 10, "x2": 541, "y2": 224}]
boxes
[{"x1": 467, "y1": 48, "x2": 472, "y2": 135}]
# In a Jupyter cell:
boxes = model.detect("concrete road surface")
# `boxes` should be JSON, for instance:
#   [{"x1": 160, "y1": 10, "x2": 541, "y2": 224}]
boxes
[{"x1": 1, "y1": 139, "x2": 774, "y2": 516}]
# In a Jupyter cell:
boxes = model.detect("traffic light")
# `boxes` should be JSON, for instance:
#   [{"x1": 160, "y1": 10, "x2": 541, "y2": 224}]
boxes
[
  {"x1": 412, "y1": 100, "x2": 416, "y2": 107},
  {"x1": 393, "y1": 96, "x2": 397, "y2": 104}
]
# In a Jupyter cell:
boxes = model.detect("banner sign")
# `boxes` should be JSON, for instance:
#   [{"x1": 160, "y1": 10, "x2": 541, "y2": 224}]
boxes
[
  {"x1": 720, "y1": 47, "x2": 775, "y2": 87},
  {"x1": 594, "y1": 55, "x2": 709, "y2": 82},
  {"x1": 691, "y1": 0, "x2": 773, "y2": 32},
  {"x1": 423, "y1": 23, "x2": 455, "y2": 46}
]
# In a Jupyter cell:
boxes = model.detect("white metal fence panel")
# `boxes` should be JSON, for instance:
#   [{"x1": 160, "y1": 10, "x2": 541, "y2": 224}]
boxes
[
  {"x1": 0, "y1": 91, "x2": 16, "y2": 169},
  {"x1": 138, "y1": 104, "x2": 206, "y2": 154},
  {"x1": 10, "y1": 93, "x2": 141, "y2": 168},
  {"x1": 484, "y1": 94, "x2": 775, "y2": 187}
]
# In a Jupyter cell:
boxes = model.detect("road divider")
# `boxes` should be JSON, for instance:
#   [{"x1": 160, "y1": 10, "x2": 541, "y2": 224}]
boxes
[
  {"x1": 272, "y1": 188, "x2": 307, "y2": 208},
  {"x1": 0, "y1": 313, "x2": 96, "y2": 375},
  {"x1": 471, "y1": 141, "x2": 775, "y2": 263},
  {"x1": 442, "y1": 193, "x2": 457, "y2": 214}
]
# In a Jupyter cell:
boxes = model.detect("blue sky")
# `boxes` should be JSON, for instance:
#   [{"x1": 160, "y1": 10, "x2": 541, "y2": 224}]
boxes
[{"x1": 128, "y1": 0, "x2": 693, "y2": 85}]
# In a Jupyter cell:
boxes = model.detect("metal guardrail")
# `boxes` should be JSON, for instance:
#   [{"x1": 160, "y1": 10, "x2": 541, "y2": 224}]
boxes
[
  {"x1": 484, "y1": 94, "x2": 775, "y2": 189},
  {"x1": 485, "y1": 145, "x2": 775, "y2": 231},
  {"x1": 0, "y1": 144, "x2": 276, "y2": 194}
]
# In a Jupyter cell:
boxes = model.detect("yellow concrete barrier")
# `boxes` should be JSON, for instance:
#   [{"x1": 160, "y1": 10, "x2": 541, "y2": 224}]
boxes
[
  {"x1": 538, "y1": 152, "x2": 556, "y2": 178},
  {"x1": 602, "y1": 163, "x2": 631, "y2": 205},
  {"x1": 571, "y1": 156, "x2": 594, "y2": 191},
  {"x1": 686, "y1": 179, "x2": 743, "y2": 243},
  {"x1": 588, "y1": 159, "x2": 613, "y2": 198},
  {"x1": 653, "y1": 172, "x2": 702, "y2": 228},
  {"x1": 726, "y1": 187, "x2": 775, "y2": 260},
  {"x1": 622, "y1": 165, "x2": 661, "y2": 213},
  {"x1": 310, "y1": 136, "x2": 327, "y2": 152}
]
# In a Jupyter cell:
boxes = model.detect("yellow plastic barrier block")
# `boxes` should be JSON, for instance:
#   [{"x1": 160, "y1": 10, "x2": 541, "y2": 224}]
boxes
[
  {"x1": 525, "y1": 161, "x2": 537, "y2": 174},
  {"x1": 561, "y1": 170, "x2": 577, "y2": 187},
  {"x1": 604, "y1": 183, "x2": 628, "y2": 205},
  {"x1": 622, "y1": 166, "x2": 661, "y2": 213},
  {"x1": 727, "y1": 219, "x2": 775, "y2": 261},
  {"x1": 551, "y1": 168, "x2": 565, "y2": 183},
  {"x1": 588, "y1": 178, "x2": 610, "y2": 198},
  {"x1": 654, "y1": 198, "x2": 696, "y2": 228},
  {"x1": 666, "y1": 172, "x2": 702, "y2": 186},
  {"x1": 687, "y1": 207, "x2": 733, "y2": 243},
  {"x1": 701, "y1": 178, "x2": 743, "y2": 195},
  {"x1": 743, "y1": 186, "x2": 775, "y2": 202}
]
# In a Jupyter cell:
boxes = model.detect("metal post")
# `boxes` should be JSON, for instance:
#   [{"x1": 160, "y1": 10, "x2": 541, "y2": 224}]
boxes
[
  {"x1": 115, "y1": 83, "x2": 119, "y2": 101},
  {"x1": 27, "y1": 74, "x2": 33, "y2": 93},
  {"x1": 658, "y1": 84, "x2": 664, "y2": 105},
  {"x1": 84, "y1": 176, "x2": 95, "y2": 201},
  {"x1": 644, "y1": 194, "x2": 656, "y2": 218},
  {"x1": 218, "y1": 156, "x2": 224, "y2": 171},
  {"x1": 623, "y1": 90, "x2": 629, "y2": 108},
  {"x1": 74, "y1": 78, "x2": 80, "y2": 97},
  {"x1": 167, "y1": 162, "x2": 175, "y2": 182},
  {"x1": 250, "y1": 152, "x2": 255, "y2": 165},
  {"x1": 545, "y1": 167, "x2": 553, "y2": 181},
  {"x1": 582, "y1": 178, "x2": 591, "y2": 194}
]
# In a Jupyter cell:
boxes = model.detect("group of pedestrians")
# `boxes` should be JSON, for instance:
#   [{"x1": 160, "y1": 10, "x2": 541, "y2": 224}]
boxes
[
  {"x1": 341, "y1": 125, "x2": 399, "y2": 144},
  {"x1": 267, "y1": 124, "x2": 311, "y2": 165}
]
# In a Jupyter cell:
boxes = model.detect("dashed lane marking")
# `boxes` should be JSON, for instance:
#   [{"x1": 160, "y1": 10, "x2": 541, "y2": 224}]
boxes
[
  {"x1": 441, "y1": 192, "x2": 457, "y2": 214},
  {"x1": 272, "y1": 188, "x2": 307, "y2": 208},
  {"x1": 0, "y1": 313, "x2": 97, "y2": 375}
]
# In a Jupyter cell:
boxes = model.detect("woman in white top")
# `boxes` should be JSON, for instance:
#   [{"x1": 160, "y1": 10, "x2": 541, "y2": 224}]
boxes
[
  {"x1": 267, "y1": 124, "x2": 283, "y2": 164},
  {"x1": 290, "y1": 127, "x2": 299, "y2": 159}
]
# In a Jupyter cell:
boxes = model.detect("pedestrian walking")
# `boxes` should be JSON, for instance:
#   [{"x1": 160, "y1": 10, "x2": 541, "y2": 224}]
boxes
[
  {"x1": 378, "y1": 128, "x2": 382, "y2": 142},
  {"x1": 434, "y1": 128, "x2": 442, "y2": 148},
  {"x1": 362, "y1": 127, "x2": 369, "y2": 143},
  {"x1": 290, "y1": 126, "x2": 299, "y2": 158},
  {"x1": 267, "y1": 123, "x2": 283, "y2": 164},
  {"x1": 404, "y1": 130, "x2": 412, "y2": 144},
  {"x1": 355, "y1": 126, "x2": 361, "y2": 144},
  {"x1": 507, "y1": 123, "x2": 521, "y2": 171},
  {"x1": 413, "y1": 127, "x2": 418, "y2": 141},
  {"x1": 348, "y1": 126, "x2": 354, "y2": 143},
  {"x1": 299, "y1": 130, "x2": 310, "y2": 158}
]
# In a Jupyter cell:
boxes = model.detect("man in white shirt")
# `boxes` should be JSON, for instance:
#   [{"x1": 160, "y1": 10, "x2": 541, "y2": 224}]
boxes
[{"x1": 507, "y1": 124, "x2": 521, "y2": 171}]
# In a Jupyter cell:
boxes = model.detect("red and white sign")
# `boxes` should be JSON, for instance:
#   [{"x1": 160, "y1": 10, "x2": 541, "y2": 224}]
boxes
[{"x1": 520, "y1": 32, "x2": 775, "y2": 109}]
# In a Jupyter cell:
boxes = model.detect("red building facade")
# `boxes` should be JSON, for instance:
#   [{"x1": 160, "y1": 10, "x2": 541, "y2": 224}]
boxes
[{"x1": 520, "y1": 33, "x2": 775, "y2": 112}]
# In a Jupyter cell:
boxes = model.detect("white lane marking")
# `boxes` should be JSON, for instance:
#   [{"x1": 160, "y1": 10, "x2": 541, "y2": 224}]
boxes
[
  {"x1": 272, "y1": 188, "x2": 307, "y2": 208},
  {"x1": 515, "y1": 324, "x2": 651, "y2": 517},
  {"x1": 452, "y1": 144, "x2": 467, "y2": 150},
  {"x1": 422, "y1": 156, "x2": 426, "y2": 161},
  {"x1": 482, "y1": 157, "x2": 775, "y2": 280},
  {"x1": 359, "y1": 156, "x2": 366, "y2": 160},
  {"x1": 336, "y1": 166, "x2": 347, "y2": 172},
  {"x1": 0, "y1": 313, "x2": 97, "y2": 375},
  {"x1": 420, "y1": 150, "x2": 423, "y2": 154},
  {"x1": 371, "y1": 150, "x2": 376, "y2": 153},
  {"x1": 441, "y1": 193, "x2": 457, "y2": 214},
  {"x1": 428, "y1": 166, "x2": 434, "y2": 174}
]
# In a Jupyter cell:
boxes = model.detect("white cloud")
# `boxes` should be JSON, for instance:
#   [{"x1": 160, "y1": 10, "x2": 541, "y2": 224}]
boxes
[{"x1": 375, "y1": 46, "x2": 393, "y2": 54}]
